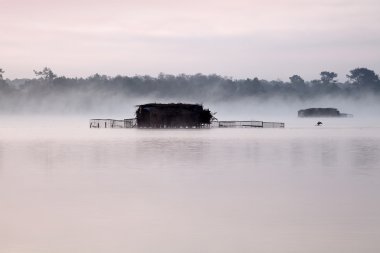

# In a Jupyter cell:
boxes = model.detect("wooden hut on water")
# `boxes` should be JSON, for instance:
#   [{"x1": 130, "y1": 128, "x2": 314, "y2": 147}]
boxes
[
  {"x1": 298, "y1": 108, "x2": 353, "y2": 118},
  {"x1": 135, "y1": 103, "x2": 213, "y2": 128},
  {"x1": 90, "y1": 103, "x2": 285, "y2": 129}
]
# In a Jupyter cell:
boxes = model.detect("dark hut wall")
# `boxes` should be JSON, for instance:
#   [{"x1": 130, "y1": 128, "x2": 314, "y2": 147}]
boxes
[{"x1": 136, "y1": 103, "x2": 212, "y2": 128}]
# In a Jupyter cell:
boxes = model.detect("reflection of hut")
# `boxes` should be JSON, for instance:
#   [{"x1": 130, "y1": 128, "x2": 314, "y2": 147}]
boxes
[
  {"x1": 136, "y1": 103, "x2": 213, "y2": 128},
  {"x1": 298, "y1": 108, "x2": 353, "y2": 118}
]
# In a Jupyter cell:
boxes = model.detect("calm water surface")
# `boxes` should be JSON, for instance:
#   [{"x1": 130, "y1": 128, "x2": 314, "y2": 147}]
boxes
[{"x1": 0, "y1": 117, "x2": 380, "y2": 253}]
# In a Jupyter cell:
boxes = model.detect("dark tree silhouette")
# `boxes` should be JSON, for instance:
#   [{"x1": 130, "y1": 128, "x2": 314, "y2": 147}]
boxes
[
  {"x1": 320, "y1": 71, "x2": 338, "y2": 84},
  {"x1": 289, "y1": 75, "x2": 305, "y2": 85},
  {"x1": 1, "y1": 66, "x2": 380, "y2": 114},
  {"x1": 33, "y1": 67, "x2": 57, "y2": 80},
  {"x1": 347, "y1": 68, "x2": 379, "y2": 87},
  {"x1": 0, "y1": 68, "x2": 13, "y2": 93}
]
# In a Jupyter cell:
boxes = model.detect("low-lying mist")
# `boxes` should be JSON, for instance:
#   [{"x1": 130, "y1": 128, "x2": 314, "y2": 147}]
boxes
[{"x1": 1, "y1": 68, "x2": 380, "y2": 121}]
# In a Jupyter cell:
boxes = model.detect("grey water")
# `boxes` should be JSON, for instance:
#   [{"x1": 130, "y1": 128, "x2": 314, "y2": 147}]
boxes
[{"x1": 1, "y1": 117, "x2": 380, "y2": 253}]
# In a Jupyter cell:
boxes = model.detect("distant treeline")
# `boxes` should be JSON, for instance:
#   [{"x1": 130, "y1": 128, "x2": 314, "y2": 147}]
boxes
[{"x1": 0, "y1": 67, "x2": 379, "y2": 112}]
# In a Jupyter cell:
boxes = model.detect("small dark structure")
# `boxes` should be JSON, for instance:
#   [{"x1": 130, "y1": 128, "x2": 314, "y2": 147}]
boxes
[
  {"x1": 90, "y1": 103, "x2": 285, "y2": 129},
  {"x1": 135, "y1": 103, "x2": 213, "y2": 128},
  {"x1": 298, "y1": 108, "x2": 353, "y2": 118}
]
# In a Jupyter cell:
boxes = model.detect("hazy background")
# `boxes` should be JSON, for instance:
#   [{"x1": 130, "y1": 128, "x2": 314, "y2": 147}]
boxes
[
  {"x1": 1, "y1": 66, "x2": 380, "y2": 122},
  {"x1": 1, "y1": 0, "x2": 380, "y2": 120},
  {"x1": 2, "y1": 2, "x2": 380, "y2": 253},
  {"x1": 1, "y1": 0, "x2": 380, "y2": 80}
]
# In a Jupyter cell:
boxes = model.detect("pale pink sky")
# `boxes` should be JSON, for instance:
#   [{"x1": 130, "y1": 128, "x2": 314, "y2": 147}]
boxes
[{"x1": 1, "y1": 0, "x2": 380, "y2": 80}]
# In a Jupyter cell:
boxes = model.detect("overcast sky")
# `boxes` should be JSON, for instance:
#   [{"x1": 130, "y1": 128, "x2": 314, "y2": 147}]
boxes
[{"x1": 1, "y1": 0, "x2": 380, "y2": 80}]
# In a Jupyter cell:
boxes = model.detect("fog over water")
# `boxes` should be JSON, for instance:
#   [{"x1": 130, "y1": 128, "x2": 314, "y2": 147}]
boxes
[
  {"x1": 1, "y1": 66, "x2": 380, "y2": 253},
  {"x1": 0, "y1": 116, "x2": 380, "y2": 253},
  {"x1": 2, "y1": 69, "x2": 380, "y2": 122},
  {"x1": 2, "y1": 0, "x2": 380, "y2": 250}
]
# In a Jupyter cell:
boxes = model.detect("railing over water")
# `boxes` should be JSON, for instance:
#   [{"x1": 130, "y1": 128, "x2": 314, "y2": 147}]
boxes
[
  {"x1": 90, "y1": 119, "x2": 284, "y2": 129},
  {"x1": 90, "y1": 118, "x2": 136, "y2": 128},
  {"x1": 215, "y1": 121, "x2": 284, "y2": 128}
]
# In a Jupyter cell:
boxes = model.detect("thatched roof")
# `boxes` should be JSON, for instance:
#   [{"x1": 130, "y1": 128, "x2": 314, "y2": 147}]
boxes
[{"x1": 136, "y1": 103, "x2": 213, "y2": 128}]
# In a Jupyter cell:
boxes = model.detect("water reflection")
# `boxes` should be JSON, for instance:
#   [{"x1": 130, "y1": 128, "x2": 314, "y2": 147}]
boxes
[
  {"x1": 350, "y1": 139, "x2": 380, "y2": 171},
  {"x1": 0, "y1": 127, "x2": 380, "y2": 253}
]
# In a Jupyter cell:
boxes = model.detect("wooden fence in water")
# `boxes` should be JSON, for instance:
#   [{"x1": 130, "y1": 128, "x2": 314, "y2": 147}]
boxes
[
  {"x1": 90, "y1": 119, "x2": 284, "y2": 129},
  {"x1": 89, "y1": 118, "x2": 136, "y2": 128},
  {"x1": 214, "y1": 121, "x2": 284, "y2": 128}
]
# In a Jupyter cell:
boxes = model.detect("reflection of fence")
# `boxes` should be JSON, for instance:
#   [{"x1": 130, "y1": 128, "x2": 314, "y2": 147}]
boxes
[
  {"x1": 90, "y1": 118, "x2": 136, "y2": 128},
  {"x1": 214, "y1": 121, "x2": 284, "y2": 128}
]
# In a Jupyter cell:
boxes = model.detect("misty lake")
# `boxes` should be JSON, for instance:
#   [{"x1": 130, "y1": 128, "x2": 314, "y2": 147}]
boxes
[{"x1": 1, "y1": 117, "x2": 380, "y2": 253}]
